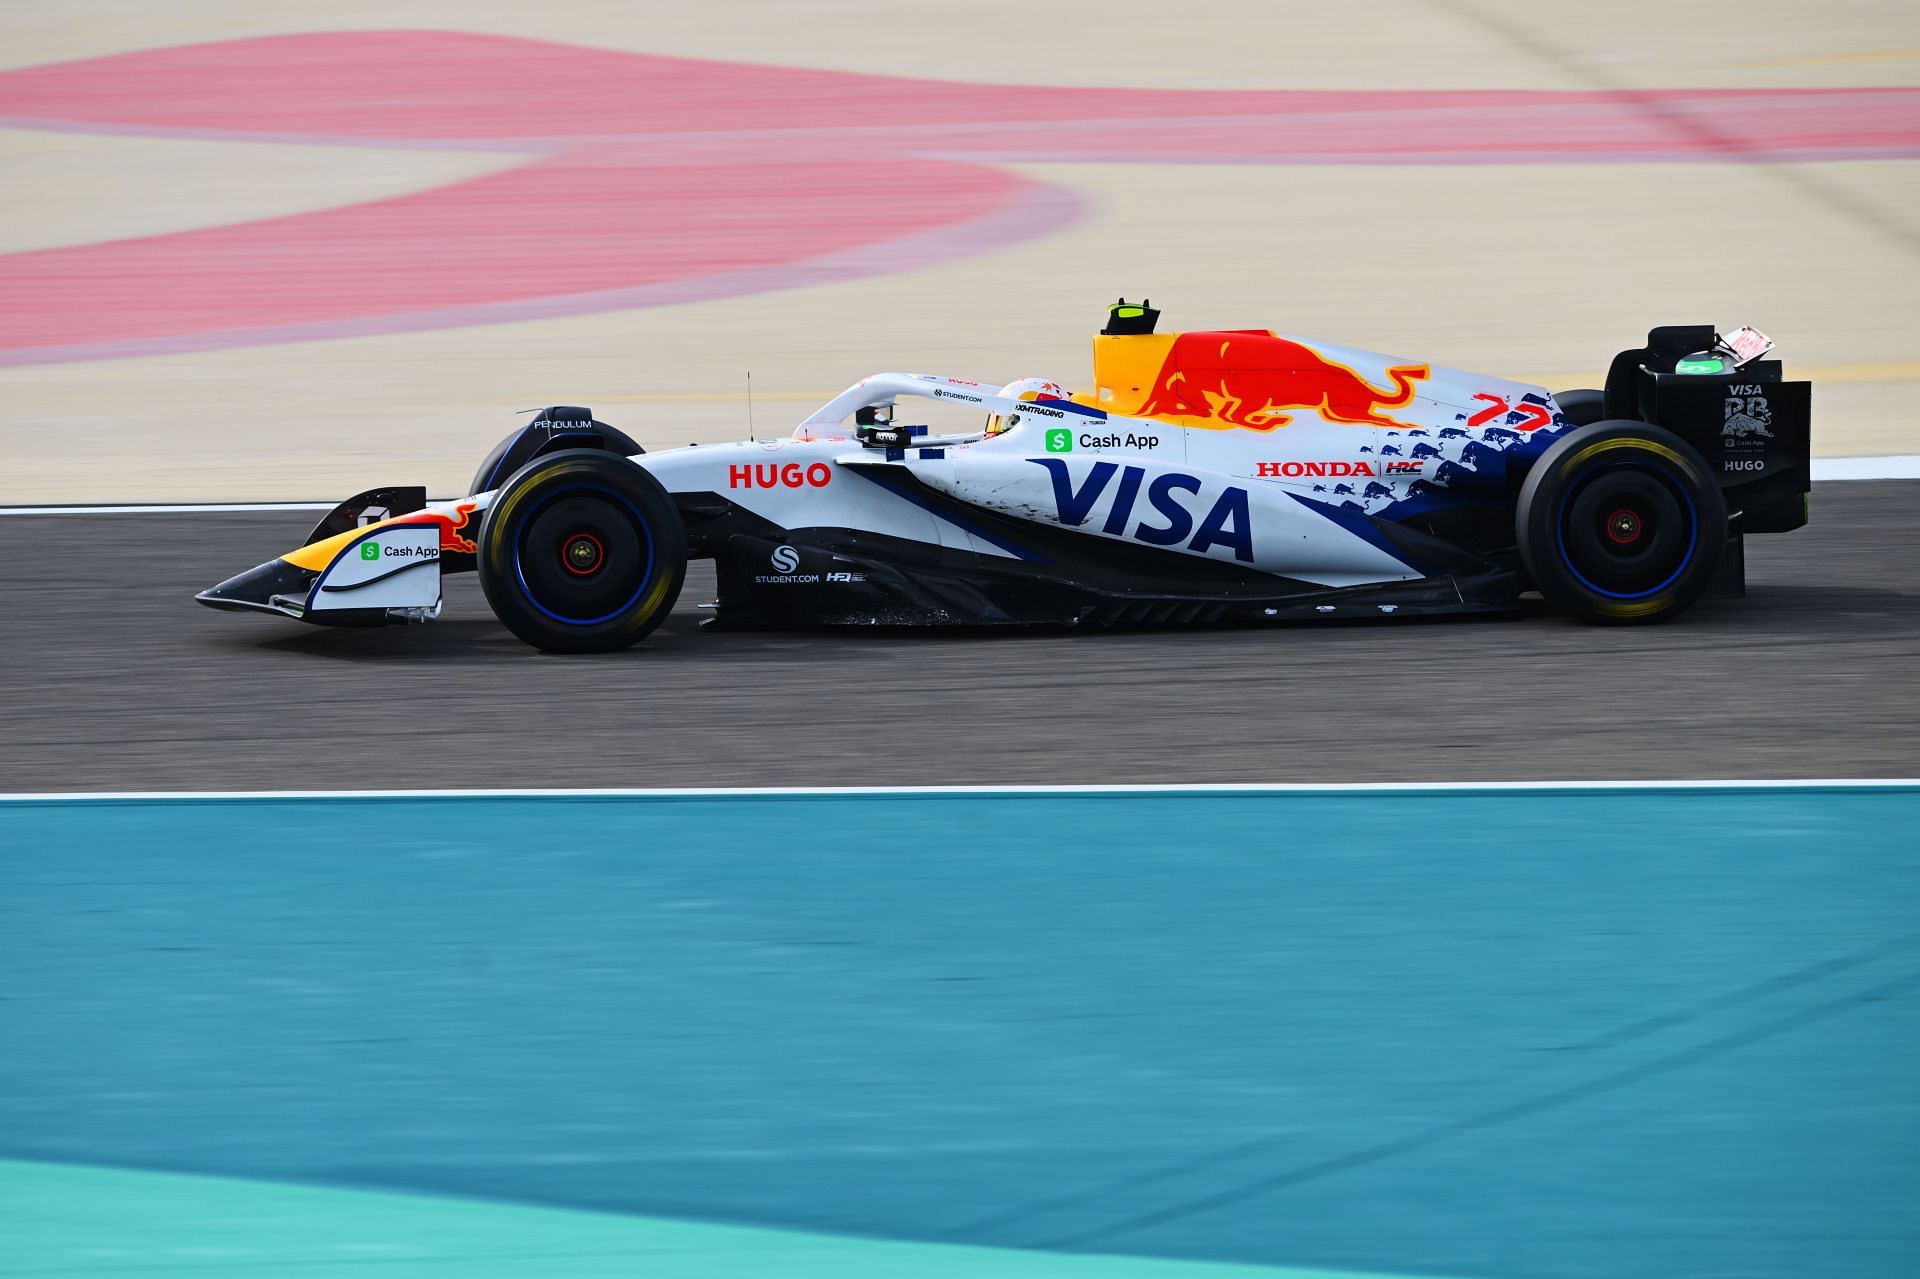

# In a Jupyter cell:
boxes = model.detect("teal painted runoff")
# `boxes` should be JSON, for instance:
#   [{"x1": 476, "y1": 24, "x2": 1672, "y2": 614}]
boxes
[{"x1": 3, "y1": 786, "x2": 1917, "y2": 1279}]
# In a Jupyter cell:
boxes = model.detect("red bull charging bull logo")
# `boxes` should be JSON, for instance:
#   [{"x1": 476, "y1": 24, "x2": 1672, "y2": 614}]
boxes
[
  {"x1": 1137, "y1": 331, "x2": 1429, "y2": 432},
  {"x1": 391, "y1": 501, "x2": 480, "y2": 554}
]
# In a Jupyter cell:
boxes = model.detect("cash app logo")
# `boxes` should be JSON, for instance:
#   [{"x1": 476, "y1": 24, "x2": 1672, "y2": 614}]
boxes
[
  {"x1": 1045, "y1": 427, "x2": 1073, "y2": 453},
  {"x1": 361, "y1": 542, "x2": 381, "y2": 560}
]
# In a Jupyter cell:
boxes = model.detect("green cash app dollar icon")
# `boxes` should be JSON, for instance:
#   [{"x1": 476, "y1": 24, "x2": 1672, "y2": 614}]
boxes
[
  {"x1": 361, "y1": 541, "x2": 381, "y2": 560},
  {"x1": 1045, "y1": 427, "x2": 1073, "y2": 453}
]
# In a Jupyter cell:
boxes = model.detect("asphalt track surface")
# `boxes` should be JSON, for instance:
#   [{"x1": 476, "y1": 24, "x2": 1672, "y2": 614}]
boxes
[{"x1": 0, "y1": 480, "x2": 1915, "y2": 792}]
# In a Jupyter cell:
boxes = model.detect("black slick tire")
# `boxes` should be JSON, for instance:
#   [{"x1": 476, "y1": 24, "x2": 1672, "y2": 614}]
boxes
[
  {"x1": 477, "y1": 449, "x2": 686, "y2": 653},
  {"x1": 469, "y1": 420, "x2": 643, "y2": 497},
  {"x1": 1553, "y1": 388, "x2": 1605, "y2": 427},
  {"x1": 1516, "y1": 421, "x2": 1725, "y2": 624}
]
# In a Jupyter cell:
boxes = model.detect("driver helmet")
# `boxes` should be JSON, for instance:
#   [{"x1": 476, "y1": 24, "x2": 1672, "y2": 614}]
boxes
[{"x1": 986, "y1": 377, "x2": 1068, "y2": 435}]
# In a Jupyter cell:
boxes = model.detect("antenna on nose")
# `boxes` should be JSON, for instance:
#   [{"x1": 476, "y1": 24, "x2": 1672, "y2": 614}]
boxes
[{"x1": 746, "y1": 370, "x2": 755, "y2": 442}]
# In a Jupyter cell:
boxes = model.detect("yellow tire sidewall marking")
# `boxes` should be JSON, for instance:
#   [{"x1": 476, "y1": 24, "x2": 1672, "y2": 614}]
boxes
[{"x1": 487, "y1": 459, "x2": 670, "y2": 629}]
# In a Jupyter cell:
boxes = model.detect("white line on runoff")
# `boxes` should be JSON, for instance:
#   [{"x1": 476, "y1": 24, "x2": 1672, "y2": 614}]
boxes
[{"x1": 1, "y1": 780, "x2": 1915, "y2": 802}]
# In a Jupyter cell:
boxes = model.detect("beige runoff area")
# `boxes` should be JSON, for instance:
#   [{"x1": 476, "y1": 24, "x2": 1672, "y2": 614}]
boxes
[
  {"x1": 1, "y1": 0, "x2": 1917, "y2": 502},
  {"x1": 0, "y1": 129, "x2": 520, "y2": 255}
]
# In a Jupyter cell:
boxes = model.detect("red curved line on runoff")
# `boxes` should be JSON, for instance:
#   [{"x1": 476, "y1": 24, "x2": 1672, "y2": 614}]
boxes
[
  {"x1": 0, "y1": 153, "x2": 1026, "y2": 354},
  {"x1": 4, "y1": 30, "x2": 1915, "y2": 148},
  {"x1": 0, "y1": 30, "x2": 1914, "y2": 363},
  {"x1": 0, "y1": 182, "x2": 1088, "y2": 368}
]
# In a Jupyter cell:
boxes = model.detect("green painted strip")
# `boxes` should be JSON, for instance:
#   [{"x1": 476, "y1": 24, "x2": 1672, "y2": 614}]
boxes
[{"x1": 0, "y1": 1160, "x2": 1444, "y2": 1279}]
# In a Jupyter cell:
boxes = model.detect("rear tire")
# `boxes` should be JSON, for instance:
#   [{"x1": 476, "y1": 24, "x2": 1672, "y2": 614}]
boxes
[
  {"x1": 477, "y1": 449, "x2": 686, "y2": 653},
  {"x1": 1553, "y1": 388, "x2": 1605, "y2": 427},
  {"x1": 1516, "y1": 421, "x2": 1725, "y2": 624}
]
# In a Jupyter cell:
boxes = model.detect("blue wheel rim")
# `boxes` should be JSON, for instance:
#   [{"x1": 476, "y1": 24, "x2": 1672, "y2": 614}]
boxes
[
  {"x1": 1554, "y1": 460, "x2": 1698, "y2": 601},
  {"x1": 508, "y1": 483, "x2": 655, "y2": 625}
]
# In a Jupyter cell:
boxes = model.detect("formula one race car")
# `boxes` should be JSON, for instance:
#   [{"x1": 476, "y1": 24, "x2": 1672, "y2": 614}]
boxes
[{"x1": 198, "y1": 302, "x2": 1811, "y2": 652}]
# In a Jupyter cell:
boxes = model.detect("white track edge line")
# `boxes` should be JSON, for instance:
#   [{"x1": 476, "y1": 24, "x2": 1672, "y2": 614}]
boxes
[
  {"x1": 2, "y1": 457, "x2": 1916, "y2": 515},
  {"x1": 1811, "y1": 454, "x2": 1920, "y2": 480},
  {"x1": 2, "y1": 780, "x2": 1915, "y2": 802}
]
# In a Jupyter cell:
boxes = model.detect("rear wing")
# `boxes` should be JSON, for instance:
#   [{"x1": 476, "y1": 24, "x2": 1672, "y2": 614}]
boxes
[{"x1": 1609, "y1": 326, "x2": 1810, "y2": 535}]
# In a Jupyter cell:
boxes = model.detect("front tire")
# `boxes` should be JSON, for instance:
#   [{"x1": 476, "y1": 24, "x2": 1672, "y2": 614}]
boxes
[
  {"x1": 469, "y1": 417, "x2": 643, "y2": 497},
  {"x1": 477, "y1": 449, "x2": 686, "y2": 653},
  {"x1": 1516, "y1": 421, "x2": 1725, "y2": 624}
]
